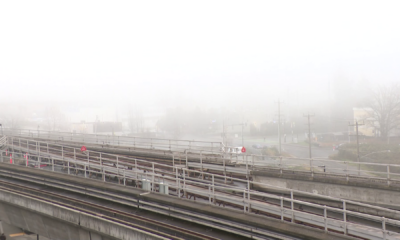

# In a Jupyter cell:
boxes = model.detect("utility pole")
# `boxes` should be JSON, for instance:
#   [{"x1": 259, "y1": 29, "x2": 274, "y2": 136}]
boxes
[
  {"x1": 303, "y1": 113, "x2": 314, "y2": 159},
  {"x1": 348, "y1": 120, "x2": 364, "y2": 163},
  {"x1": 275, "y1": 100, "x2": 283, "y2": 154}
]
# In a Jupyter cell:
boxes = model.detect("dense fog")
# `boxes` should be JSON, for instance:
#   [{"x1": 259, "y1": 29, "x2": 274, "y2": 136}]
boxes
[{"x1": 1, "y1": 1, "x2": 399, "y2": 143}]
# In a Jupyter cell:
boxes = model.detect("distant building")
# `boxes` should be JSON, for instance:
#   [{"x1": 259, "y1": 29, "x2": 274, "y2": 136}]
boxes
[{"x1": 353, "y1": 108, "x2": 376, "y2": 137}]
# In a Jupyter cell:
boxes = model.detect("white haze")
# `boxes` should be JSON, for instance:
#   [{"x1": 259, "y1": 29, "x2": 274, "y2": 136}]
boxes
[{"x1": 1, "y1": 0, "x2": 400, "y2": 119}]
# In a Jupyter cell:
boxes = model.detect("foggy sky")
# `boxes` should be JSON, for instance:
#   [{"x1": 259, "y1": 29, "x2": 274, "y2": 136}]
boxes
[{"x1": 1, "y1": 0, "x2": 400, "y2": 110}]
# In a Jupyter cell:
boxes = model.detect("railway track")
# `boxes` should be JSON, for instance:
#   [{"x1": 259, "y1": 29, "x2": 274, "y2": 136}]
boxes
[
  {"x1": 4, "y1": 138, "x2": 400, "y2": 239},
  {"x1": 0, "y1": 169, "x2": 297, "y2": 240}
]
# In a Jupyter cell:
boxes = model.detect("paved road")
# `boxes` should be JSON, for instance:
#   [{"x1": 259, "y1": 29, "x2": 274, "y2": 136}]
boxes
[{"x1": 282, "y1": 143, "x2": 333, "y2": 158}]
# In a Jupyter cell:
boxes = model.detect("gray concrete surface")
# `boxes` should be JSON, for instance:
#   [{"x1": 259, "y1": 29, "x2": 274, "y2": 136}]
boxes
[{"x1": 0, "y1": 162, "x2": 357, "y2": 240}]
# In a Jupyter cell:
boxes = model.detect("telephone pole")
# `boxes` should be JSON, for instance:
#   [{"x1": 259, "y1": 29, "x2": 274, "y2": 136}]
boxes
[
  {"x1": 348, "y1": 120, "x2": 364, "y2": 162},
  {"x1": 275, "y1": 100, "x2": 283, "y2": 154},
  {"x1": 303, "y1": 113, "x2": 314, "y2": 159}
]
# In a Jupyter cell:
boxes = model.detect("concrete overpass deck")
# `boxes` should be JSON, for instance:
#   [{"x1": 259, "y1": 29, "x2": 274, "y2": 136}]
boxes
[{"x1": 0, "y1": 152, "x2": 399, "y2": 240}]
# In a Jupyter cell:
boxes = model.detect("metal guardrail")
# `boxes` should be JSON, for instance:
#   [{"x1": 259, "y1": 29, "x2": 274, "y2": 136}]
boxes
[
  {"x1": 2, "y1": 128, "x2": 222, "y2": 152},
  {"x1": 0, "y1": 136, "x2": 6, "y2": 147},
  {"x1": 5, "y1": 135, "x2": 400, "y2": 186},
  {"x1": 2, "y1": 139, "x2": 400, "y2": 239}
]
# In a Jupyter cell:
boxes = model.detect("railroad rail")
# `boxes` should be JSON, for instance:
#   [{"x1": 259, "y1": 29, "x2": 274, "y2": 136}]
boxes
[
  {"x1": 1, "y1": 147, "x2": 400, "y2": 239},
  {"x1": 0, "y1": 167, "x2": 298, "y2": 240},
  {"x1": 6, "y1": 135, "x2": 400, "y2": 187}
]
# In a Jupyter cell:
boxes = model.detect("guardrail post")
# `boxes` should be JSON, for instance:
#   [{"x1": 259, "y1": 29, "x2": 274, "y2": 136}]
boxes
[
  {"x1": 247, "y1": 180, "x2": 251, "y2": 212},
  {"x1": 68, "y1": 160, "x2": 70, "y2": 175},
  {"x1": 100, "y1": 153, "x2": 102, "y2": 165},
  {"x1": 103, "y1": 167, "x2": 105, "y2": 182},
  {"x1": 116, "y1": 156, "x2": 119, "y2": 168},
  {"x1": 208, "y1": 185, "x2": 211, "y2": 204},
  {"x1": 223, "y1": 158, "x2": 226, "y2": 184},
  {"x1": 324, "y1": 205, "x2": 327, "y2": 232},
  {"x1": 123, "y1": 169, "x2": 126, "y2": 186},
  {"x1": 243, "y1": 190, "x2": 246, "y2": 213},
  {"x1": 152, "y1": 163, "x2": 155, "y2": 192},
  {"x1": 47, "y1": 143, "x2": 49, "y2": 153},
  {"x1": 246, "y1": 155, "x2": 248, "y2": 179},
  {"x1": 382, "y1": 217, "x2": 386, "y2": 240},
  {"x1": 291, "y1": 190, "x2": 294, "y2": 222},
  {"x1": 185, "y1": 151, "x2": 188, "y2": 168},
  {"x1": 280, "y1": 197, "x2": 284, "y2": 221},
  {"x1": 212, "y1": 174, "x2": 215, "y2": 204},
  {"x1": 176, "y1": 168, "x2": 180, "y2": 198},
  {"x1": 343, "y1": 200, "x2": 347, "y2": 234},
  {"x1": 387, "y1": 165, "x2": 390, "y2": 186},
  {"x1": 135, "y1": 159, "x2": 137, "y2": 170},
  {"x1": 172, "y1": 154, "x2": 175, "y2": 166}
]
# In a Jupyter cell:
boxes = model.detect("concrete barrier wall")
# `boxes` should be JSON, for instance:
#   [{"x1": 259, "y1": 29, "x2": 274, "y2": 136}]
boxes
[{"x1": 0, "y1": 189, "x2": 165, "y2": 240}]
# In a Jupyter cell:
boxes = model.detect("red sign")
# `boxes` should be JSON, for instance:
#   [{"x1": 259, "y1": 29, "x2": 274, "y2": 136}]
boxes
[
  {"x1": 81, "y1": 146, "x2": 87, "y2": 152},
  {"x1": 241, "y1": 147, "x2": 246, "y2": 153}
]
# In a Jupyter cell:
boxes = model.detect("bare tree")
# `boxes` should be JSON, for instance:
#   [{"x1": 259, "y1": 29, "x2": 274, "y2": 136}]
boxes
[
  {"x1": 368, "y1": 84, "x2": 400, "y2": 140},
  {"x1": 45, "y1": 106, "x2": 67, "y2": 131}
]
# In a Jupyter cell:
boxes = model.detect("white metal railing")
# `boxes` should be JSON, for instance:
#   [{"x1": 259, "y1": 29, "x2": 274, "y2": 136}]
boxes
[
  {"x1": 2, "y1": 128, "x2": 222, "y2": 152},
  {"x1": 7, "y1": 135, "x2": 400, "y2": 187},
  {"x1": 0, "y1": 136, "x2": 6, "y2": 147},
  {"x1": 1, "y1": 149, "x2": 400, "y2": 239}
]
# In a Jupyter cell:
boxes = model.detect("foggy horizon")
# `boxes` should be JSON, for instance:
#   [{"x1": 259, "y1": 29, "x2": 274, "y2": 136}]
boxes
[{"x1": 1, "y1": 0, "x2": 400, "y2": 136}]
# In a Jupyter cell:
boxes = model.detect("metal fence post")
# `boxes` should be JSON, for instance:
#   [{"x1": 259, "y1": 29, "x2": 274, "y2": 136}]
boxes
[
  {"x1": 343, "y1": 200, "x2": 347, "y2": 234},
  {"x1": 243, "y1": 190, "x2": 246, "y2": 213},
  {"x1": 152, "y1": 163, "x2": 155, "y2": 192},
  {"x1": 324, "y1": 205, "x2": 327, "y2": 232},
  {"x1": 209, "y1": 185, "x2": 211, "y2": 204},
  {"x1": 212, "y1": 174, "x2": 215, "y2": 204},
  {"x1": 280, "y1": 197, "x2": 284, "y2": 221},
  {"x1": 123, "y1": 169, "x2": 126, "y2": 186},
  {"x1": 291, "y1": 190, "x2": 294, "y2": 222},
  {"x1": 185, "y1": 151, "x2": 188, "y2": 168},
  {"x1": 387, "y1": 165, "x2": 390, "y2": 186},
  {"x1": 176, "y1": 168, "x2": 180, "y2": 198},
  {"x1": 247, "y1": 179, "x2": 251, "y2": 212},
  {"x1": 382, "y1": 217, "x2": 386, "y2": 240}
]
